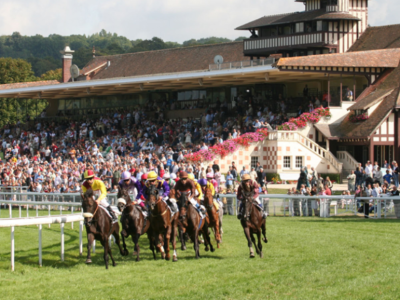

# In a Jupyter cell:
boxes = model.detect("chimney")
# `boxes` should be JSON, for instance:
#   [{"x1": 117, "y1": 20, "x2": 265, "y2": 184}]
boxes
[{"x1": 60, "y1": 46, "x2": 75, "y2": 83}]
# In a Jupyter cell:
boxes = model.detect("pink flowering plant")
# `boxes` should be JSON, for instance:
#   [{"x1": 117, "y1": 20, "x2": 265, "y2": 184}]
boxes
[
  {"x1": 184, "y1": 128, "x2": 269, "y2": 163},
  {"x1": 279, "y1": 107, "x2": 331, "y2": 131},
  {"x1": 349, "y1": 112, "x2": 369, "y2": 123}
]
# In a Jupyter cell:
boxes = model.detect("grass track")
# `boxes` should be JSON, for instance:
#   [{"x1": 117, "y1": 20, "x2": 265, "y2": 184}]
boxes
[{"x1": 1, "y1": 211, "x2": 400, "y2": 299}]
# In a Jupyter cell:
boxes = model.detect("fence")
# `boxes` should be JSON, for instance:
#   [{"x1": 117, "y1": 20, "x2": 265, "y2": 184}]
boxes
[
  {"x1": 209, "y1": 58, "x2": 275, "y2": 71},
  {"x1": 0, "y1": 200, "x2": 84, "y2": 271},
  {"x1": 1, "y1": 192, "x2": 400, "y2": 219}
]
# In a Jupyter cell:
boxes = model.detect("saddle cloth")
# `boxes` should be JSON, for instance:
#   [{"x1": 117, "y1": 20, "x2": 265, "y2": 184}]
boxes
[
  {"x1": 99, "y1": 205, "x2": 120, "y2": 219},
  {"x1": 162, "y1": 199, "x2": 176, "y2": 218}
]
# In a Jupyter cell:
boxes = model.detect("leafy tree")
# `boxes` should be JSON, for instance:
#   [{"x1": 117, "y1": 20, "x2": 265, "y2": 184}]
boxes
[{"x1": 40, "y1": 68, "x2": 62, "y2": 81}]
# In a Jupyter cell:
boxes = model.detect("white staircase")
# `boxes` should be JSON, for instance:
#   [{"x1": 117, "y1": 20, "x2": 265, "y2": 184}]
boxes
[
  {"x1": 337, "y1": 151, "x2": 359, "y2": 176},
  {"x1": 276, "y1": 131, "x2": 343, "y2": 173}
]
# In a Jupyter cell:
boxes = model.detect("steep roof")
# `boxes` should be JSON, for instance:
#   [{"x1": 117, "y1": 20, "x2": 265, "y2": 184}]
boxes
[
  {"x1": 315, "y1": 88, "x2": 398, "y2": 139},
  {"x1": 236, "y1": 9, "x2": 359, "y2": 30},
  {"x1": 0, "y1": 80, "x2": 60, "y2": 91},
  {"x1": 349, "y1": 24, "x2": 400, "y2": 52},
  {"x1": 277, "y1": 48, "x2": 400, "y2": 68},
  {"x1": 81, "y1": 42, "x2": 248, "y2": 80}
]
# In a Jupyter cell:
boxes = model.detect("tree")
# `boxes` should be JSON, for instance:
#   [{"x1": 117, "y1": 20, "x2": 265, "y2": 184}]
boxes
[
  {"x1": 40, "y1": 68, "x2": 62, "y2": 81},
  {"x1": 0, "y1": 57, "x2": 46, "y2": 127}
]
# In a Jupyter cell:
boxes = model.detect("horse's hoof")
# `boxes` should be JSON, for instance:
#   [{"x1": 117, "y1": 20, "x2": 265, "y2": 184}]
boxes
[
  {"x1": 165, "y1": 255, "x2": 171, "y2": 261},
  {"x1": 136, "y1": 257, "x2": 140, "y2": 262},
  {"x1": 263, "y1": 238, "x2": 268, "y2": 243},
  {"x1": 210, "y1": 247, "x2": 215, "y2": 253},
  {"x1": 85, "y1": 259, "x2": 92, "y2": 264},
  {"x1": 161, "y1": 253, "x2": 166, "y2": 260},
  {"x1": 181, "y1": 245, "x2": 186, "y2": 251},
  {"x1": 250, "y1": 253, "x2": 255, "y2": 258},
  {"x1": 199, "y1": 239, "x2": 204, "y2": 244},
  {"x1": 133, "y1": 251, "x2": 138, "y2": 256},
  {"x1": 205, "y1": 247, "x2": 209, "y2": 252},
  {"x1": 217, "y1": 243, "x2": 220, "y2": 249},
  {"x1": 260, "y1": 252, "x2": 263, "y2": 258},
  {"x1": 123, "y1": 250, "x2": 129, "y2": 256},
  {"x1": 173, "y1": 257, "x2": 178, "y2": 262},
  {"x1": 113, "y1": 263, "x2": 117, "y2": 267}
]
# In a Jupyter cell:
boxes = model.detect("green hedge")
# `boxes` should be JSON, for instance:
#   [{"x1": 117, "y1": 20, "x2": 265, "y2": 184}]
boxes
[
  {"x1": 319, "y1": 173, "x2": 341, "y2": 183},
  {"x1": 265, "y1": 173, "x2": 281, "y2": 181}
]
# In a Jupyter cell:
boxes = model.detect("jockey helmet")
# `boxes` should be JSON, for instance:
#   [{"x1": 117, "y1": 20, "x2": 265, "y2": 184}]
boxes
[
  {"x1": 147, "y1": 171, "x2": 158, "y2": 181},
  {"x1": 198, "y1": 179, "x2": 207, "y2": 186},
  {"x1": 141, "y1": 174, "x2": 148, "y2": 181},
  {"x1": 187, "y1": 173, "x2": 195, "y2": 180},
  {"x1": 84, "y1": 169, "x2": 95, "y2": 179},
  {"x1": 179, "y1": 171, "x2": 188, "y2": 179},
  {"x1": 163, "y1": 173, "x2": 170, "y2": 179},
  {"x1": 206, "y1": 172, "x2": 214, "y2": 179},
  {"x1": 121, "y1": 171, "x2": 131, "y2": 181},
  {"x1": 170, "y1": 173, "x2": 177, "y2": 180}
]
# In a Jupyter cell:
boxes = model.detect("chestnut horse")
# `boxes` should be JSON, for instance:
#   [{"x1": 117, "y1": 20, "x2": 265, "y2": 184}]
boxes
[
  {"x1": 117, "y1": 187, "x2": 154, "y2": 262},
  {"x1": 177, "y1": 191, "x2": 214, "y2": 259},
  {"x1": 81, "y1": 190, "x2": 125, "y2": 269},
  {"x1": 147, "y1": 188, "x2": 179, "y2": 262},
  {"x1": 203, "y1": 188, "x2": 221, "y2": 248},
  {"x1": 240, "y1": 191, "x2": 268, "y2": 258}
]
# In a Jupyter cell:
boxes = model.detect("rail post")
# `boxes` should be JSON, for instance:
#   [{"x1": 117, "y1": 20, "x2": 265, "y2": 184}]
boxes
[
  {"x1": 39, "y1": 224, "x2": 42, "y2": 267},
  {"x1": 93, "y1": 240, "x2": 96, "y2": 253},
  {"x1": 11, "y1": 226, "x2": 15, "y2": 271},
  {"x1": 61, "y1": 223, "x2": 65, "y2": 261},
  {"x1": 9, "y1": 203, "x2": 12, "y2": 218},
  {"x1": 79, "y1": 221, "x2": 83, "y2": 256},
  {"x1": 19, "y1": 205, "x2": 21, "y2": 218}
]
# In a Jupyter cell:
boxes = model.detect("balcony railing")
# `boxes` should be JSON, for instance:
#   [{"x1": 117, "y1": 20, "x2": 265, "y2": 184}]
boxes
[
  {"x1": 244, "y1": 31, "x2": 331, "y2": 53},
  {"x1": 209, "y1": 57, "x2": 275, "y2": 71},
  {"x1": 326, "y1": 5, "x2": 339, "y2": 12}
]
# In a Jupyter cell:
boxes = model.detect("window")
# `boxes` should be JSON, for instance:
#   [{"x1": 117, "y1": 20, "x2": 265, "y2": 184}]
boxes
[
  {"x1": 251, "y1": 157, "x2": 259, "y2": 169},
  {"x1": 295, "y1": 156, "x2": 303, "y2": 169},
  {"x1": 296, "y1": 23, "x2": 304, "y2": 33},
  {"x1": 283, "y1": 156, "x2": 291, "y2": 169}
]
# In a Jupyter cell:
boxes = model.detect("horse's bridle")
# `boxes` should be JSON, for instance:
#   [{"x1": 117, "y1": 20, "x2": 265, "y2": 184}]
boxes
[{"x1": 83, "y1": 201, "x2": 99, "y2": 225}]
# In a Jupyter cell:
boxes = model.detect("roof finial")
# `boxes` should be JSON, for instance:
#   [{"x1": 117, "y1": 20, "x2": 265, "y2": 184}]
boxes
[{"x1": 92, "y1": 46, "x2": 96, "y2": 58}]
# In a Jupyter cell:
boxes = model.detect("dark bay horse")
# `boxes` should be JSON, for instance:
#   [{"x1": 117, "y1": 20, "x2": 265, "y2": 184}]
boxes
[
  {"x1": 240, "y1": 191, "x2": 268, "y2": 258},
  {"x1": 177, "y1": 191, "x2": 214, "y2": 259},
  {"x1": 81, "y1": 190, "x2": 125, "y2": 269},
  {"x1": 147, "y1": 188, "x2": 179, "y2": 262},
  {"x1": 117, "y1": 187, "x2": 153, "y2": 262},
  {"x1": 203, "y1": 188, "x2": 221, "y2": 248}
]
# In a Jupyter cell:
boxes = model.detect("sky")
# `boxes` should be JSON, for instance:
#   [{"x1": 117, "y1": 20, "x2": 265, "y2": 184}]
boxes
[{"x1": 0, "y1": 0, "x2": 397, "y2": 42}]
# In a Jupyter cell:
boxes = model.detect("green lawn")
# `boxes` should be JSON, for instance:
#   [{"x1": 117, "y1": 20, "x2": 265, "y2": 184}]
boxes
[{"x1": 1, "y1": 211, "x2": 400, "y2": 299}]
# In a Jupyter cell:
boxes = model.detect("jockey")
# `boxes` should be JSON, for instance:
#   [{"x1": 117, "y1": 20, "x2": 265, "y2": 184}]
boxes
[
  {"x1": 237, "y1": 174, "x2": 267, "y2": 220},
  {"x1": 118, "y1": 171, "x2": 148, "y2": 218},
  {"x1": 140, "y1": 173, "x2": 147, "y2": 187},
  {"x1": 188, "y1": 173, "x2": 202, "y2": 201},
  {"x1": 206, "y1": 173, "x2": 219, "y2": 192},
  {"x1": 174, "y1": 171, "x2": 206, "y2": 215},
  {"x1": 198, "y1": 178, "x2": 221, "y2": 211},
  {"x1": 143, "y1": 171, "x2": 177, "y2": 213},
  {"x1": 163, "y1": 173, "x2": 176, "y2": 189},
  {"x1": 81, "y1": 169, "x2": 118, "y2": 223}
]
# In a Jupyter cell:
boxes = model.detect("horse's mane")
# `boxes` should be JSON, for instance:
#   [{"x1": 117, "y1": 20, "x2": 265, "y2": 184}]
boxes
[
  {"x1": 169, "y1": 189, "x2": 176, "y2": 198},
  {"x1": 84, "y1": 189, "x2": 94, "y2": 198}
]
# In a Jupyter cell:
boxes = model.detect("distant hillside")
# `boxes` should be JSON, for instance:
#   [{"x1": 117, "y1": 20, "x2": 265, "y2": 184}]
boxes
[{"x1": 0, "y1": 30, "x2": 247, "y2": 77}]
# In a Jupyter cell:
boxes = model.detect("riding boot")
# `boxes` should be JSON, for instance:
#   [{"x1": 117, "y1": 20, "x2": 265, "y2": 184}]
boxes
[
  {"x1": 168, "y1": 200, "x2": 178, "y2": 213},
  {"x1": 141, "y1": 205, "x2": 149, "y2": 219},
  {"x1": 107, "y1": 206, "x2": 118, "y2": 223}
]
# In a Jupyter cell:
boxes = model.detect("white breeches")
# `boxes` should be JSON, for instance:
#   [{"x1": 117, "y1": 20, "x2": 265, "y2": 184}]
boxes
[
  {"x1": 189, "y1": 198, "x2": 198, "y2": 207},
  {"x1": 99, "y1": 198, "x2": 110, "y2": 208}
]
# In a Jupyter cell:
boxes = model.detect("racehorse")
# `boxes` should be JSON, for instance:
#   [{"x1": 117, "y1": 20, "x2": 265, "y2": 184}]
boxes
[
  {"x1": 177, "y1": 191, "x2": 214, "y2": 259},
  {"x1": 240, "y1": 191, "x2": 268, "y2": 258},
  {"x1": 203, "y1": 188, "x2": 221, "y2": 248},
  {"x1": 81, "y1": 189, "x2": 126, "y2": 269},
  {"x1": 117, "y1": 187, "x2": 153, "y2": 262},
  {"x1": 147, "y1": 187, "x2": 179, "y2": 262}
]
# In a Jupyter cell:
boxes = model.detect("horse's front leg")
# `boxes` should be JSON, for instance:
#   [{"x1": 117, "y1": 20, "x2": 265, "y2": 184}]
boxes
[
  {"x1": 86, "y1": 232, "x2": 94, "y2": 264},
  {"x1": 120, "y1": 230, "x2": 129, "y2": 256},
  {"x1": 100, "y1": 237, "x2": 109, "y2": 269},
  {"x1": 256, "y1": 229, "x2": 263, "y2": 258},
  {"x1": 172, "y1": 222, "x2": 178, "y2": 262},
  {"x1": 243, "y1": 225, "x2": 254, "y2": 258},
  {"x1": 192, "y1": 230, "x2": 200, "y2": 259},
  {"x1": 261, "y1": 220, "x2": 268, "y2": 243},
  {"x1": 112, "y1": 223, "x2": 125, "y2": 257},
  {"x1": 164, "y1": 227, "x2": 172, "y2": 261},
  {"x1": 203, "y1": 224, "x2": 214, "y2": 253},
  {"x1": 132, "y1": 232, "x2": 141, "y2": 262}
]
